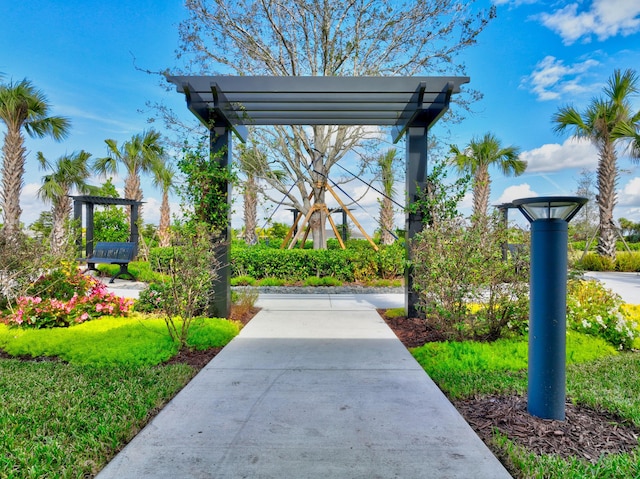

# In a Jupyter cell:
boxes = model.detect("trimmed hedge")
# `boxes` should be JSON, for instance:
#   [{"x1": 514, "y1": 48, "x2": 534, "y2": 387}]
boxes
[
  {"x1": 150, "y1": 241, "x2": 405, "y2": 282},
  {"x1": 576, "y1": 252, "x2": 640, "y2": 272}
]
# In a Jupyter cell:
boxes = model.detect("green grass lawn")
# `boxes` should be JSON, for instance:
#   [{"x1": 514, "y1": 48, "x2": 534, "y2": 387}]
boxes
[
  {"x1": 411, "y1": 333, "x2": 640, "y2": 478},
  {"x1": 0, "y1": 315, "x2": 239, "y2": 479}
]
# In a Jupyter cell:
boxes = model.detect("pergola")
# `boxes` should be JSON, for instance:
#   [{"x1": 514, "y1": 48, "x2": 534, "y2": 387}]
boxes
[
  {"x1": 167, "y1": 75, "x2": 469, "y2": 317},
  {"x1": 72, "y1": 195, "x2": 142, "y2": 258}
]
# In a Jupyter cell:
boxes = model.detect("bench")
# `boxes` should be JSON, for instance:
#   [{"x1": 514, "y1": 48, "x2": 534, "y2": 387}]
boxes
[{"x1": 79, "y1": 242, "x2": 136, "y2": 283}]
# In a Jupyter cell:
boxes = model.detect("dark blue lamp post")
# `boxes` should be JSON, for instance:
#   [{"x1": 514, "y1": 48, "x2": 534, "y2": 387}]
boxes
[{"x1": 512, "y1": 196, "x2": 588, "y2": 420}]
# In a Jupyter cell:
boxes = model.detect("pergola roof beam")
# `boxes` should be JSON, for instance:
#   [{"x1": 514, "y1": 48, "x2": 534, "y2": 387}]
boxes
[{"x1": 167, "y1": 75, "x2": 469, "y2": 137}]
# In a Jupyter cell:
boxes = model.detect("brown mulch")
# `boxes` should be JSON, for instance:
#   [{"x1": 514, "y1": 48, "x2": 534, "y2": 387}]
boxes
[{"x1": 378, "y1": 308, "x2": 640, "y2": 464}]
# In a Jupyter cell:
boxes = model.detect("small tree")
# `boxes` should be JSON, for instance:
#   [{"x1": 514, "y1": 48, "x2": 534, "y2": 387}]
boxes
[{"x1": 156, "y1": 223, "x2": 220, "y2": 348}]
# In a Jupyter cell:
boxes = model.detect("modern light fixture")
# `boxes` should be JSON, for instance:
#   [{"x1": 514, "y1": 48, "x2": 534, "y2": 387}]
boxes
[
  {"x1": 512, "y1": 196, "x2": 588, "y2": 421},
  {"x1": 512, "y1": 196, "x2": 587, "y2": 223}
]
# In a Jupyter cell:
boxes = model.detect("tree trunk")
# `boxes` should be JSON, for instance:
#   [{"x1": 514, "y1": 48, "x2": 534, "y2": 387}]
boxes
[
  {"x1": 310, "y1": 147, "x2": 327, "y2": 249},
  {"x1": 1, "y1": 128, "x2": 26, "y2": 240},
  {"x1": 309, "y1": 186, "x2": 327, "y2": 250},
  {"x1": 50, "y1": 196, "x2": 72, "y2": 256},
  {"x1": 243, "y1": 175, "x2": 258, "y2": 245},
  {"x1": 124, "y1": 174, "x2": 142, "y2": 225},
  {"x1": 473, "y1": 166, "x2": 490, "y2": 219},
  {"x1": 158, "y1": 190, "x2": 171, "y2": 247},
  {"x1": 596, "y1": 141, "x2": 618, "y2": 260},
  {"x1": 379, "y1": 196, "x2": 395, "y2": 245}
]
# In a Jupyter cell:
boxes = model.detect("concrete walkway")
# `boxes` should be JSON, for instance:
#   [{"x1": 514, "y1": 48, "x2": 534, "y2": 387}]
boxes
[
  {"x1": 97, "y1": 294, "x2": 511, "y2": 478},
  {"x1": 583, "y1": 271, "x2": 640, "y2": 305}
]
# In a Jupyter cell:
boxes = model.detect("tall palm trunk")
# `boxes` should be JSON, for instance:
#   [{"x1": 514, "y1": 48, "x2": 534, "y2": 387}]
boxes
[
  {"x1": 243, "y1": 174, "x2": 258, "y2": 245},
  {"x1": 1, "y1": 128, "x2": 26, "y2": 239},
  {"x1": 50, "y1": 197, "x2": 71, "y2": 256},
  {"x1": 124, "y1": 174, "x2": 142, "y2": 225},
  {"x1": 158, "y1": 190, "x2": 171, "y2": 247},
  {"x1": 379, "y1": 195, "x2": 395, "y2": 245},
  {"x1": 597, "y1": 140, "x2": 618, "y2": 259},
  {"x1": 473, "y1": 166, "x2": 491, "y2": 219}
]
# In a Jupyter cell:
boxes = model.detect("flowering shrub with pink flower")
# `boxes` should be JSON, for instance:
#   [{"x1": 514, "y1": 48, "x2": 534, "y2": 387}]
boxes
[{"x1": 2, "y1": 269, "x2": 133, "y2": 329}]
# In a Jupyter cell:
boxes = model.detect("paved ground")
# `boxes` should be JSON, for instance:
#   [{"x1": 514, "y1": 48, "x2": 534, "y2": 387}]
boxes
[
  {"x1": 583, "y1": 271, "x2": 640, "y2": 304},
  {"x1": 96, "y1": 294, "x2": 512, "y2": 479}
]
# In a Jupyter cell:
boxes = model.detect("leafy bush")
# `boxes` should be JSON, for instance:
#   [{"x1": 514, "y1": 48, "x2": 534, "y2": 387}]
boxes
[
  {"x1": 575, "y1": 251, "x2": 640, "y2": 272},
  {"x1": 229, "y1": 242, "x2": 404, "y2": 282},
  {"x1": 231, "y1": 287, "x2": 259, "y2": 318},
  {"x1": 411, "y1": 215, "x2": 530, "y2": 341},
  {"x1": 303, "y1": 276, "x2": 342, "y2": 286},
  {"x1": 148, "y1": 246, "x2": 180, "y2": 271},
  {"x1": 134, "y1": 282, "x2": 173, "y2": 313},
  {"x1": 257, "y1": 277, "x2": 286, "y2": 286},
  {"x1": 566, "y1": 279, "x2": 638, "y2": 349},
  {"x1": 614, "y1": 252, "x2": 640, "y2": 272},
  {"x1": 231, "y1": 275, "x2": 257, "y2": 286},
  {"x1": 25, "y1": 263, "x2": 95, "y2": 300},
  {"x1": 2, "y1": 270, "x2": 133, "y2": 328}
]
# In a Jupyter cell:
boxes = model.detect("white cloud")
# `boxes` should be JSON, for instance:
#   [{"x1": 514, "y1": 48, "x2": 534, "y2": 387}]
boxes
[
  {"x1": 521, "y1": 137, "x2": 598, "y2": 173},
  {"x1": 538, "y1": 0, "x2": 640, "y2": 45},
  {"x1": 523, "y1": 55, "x2": 599, "y2": 101},
  {"x1": 616, "y1": 206, "x2": 640, "y2": 222},
  {"x1": 20, "y1": 183, "x2": 48, "y2": 227},
  {"x1": 618, "y1": 176, "x2": 640, "y2": 206},
  {"x1": 496, "y1": 183, "x2": 539, "y2": 204}
]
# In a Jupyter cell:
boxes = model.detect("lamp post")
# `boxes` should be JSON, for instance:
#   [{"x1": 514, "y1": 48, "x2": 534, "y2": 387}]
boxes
[{"x1": 512, "y1": 196, "x2": 588, "y2": 420}]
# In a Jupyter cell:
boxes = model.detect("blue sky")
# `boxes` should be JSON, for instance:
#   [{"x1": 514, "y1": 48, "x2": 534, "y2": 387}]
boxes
[{"x1": 1, "y1": 0, "x2": 640, "y2": 234}]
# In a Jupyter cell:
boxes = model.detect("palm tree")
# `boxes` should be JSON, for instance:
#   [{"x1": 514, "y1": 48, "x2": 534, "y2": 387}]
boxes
[
  {"x1": 237, "y1": 143, "x2": 268, "y2": 245},
  {"x1": 94, "y1": 129, "x2": 165, "y2": 221},
  {"x1": 377, "y1": 149, "x2": 399, "y2": 245},
  {"x1": 37, "y1": 151, "x2": 92, "y2": 255},
  {"x1": 553, "y1": 69, "x2": 640, "y2": 259},
  {"x1": 151, "y1": 161, "x2": 176, "y2": 247},
  {"x1": 449, "y1": 133, "x2": 525, "y2": 219},
  {"x1": 0, "y1": 79, "x2": 70, "y2": 239}
]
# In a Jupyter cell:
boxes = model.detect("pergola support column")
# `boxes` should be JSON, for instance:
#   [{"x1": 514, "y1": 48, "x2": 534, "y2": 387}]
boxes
[
  {"x1": 405, "y1": 126, "x2": 428, "y2": 318},
  {"x1": 209, "y1": 126, "x2": 233, "y2": 318}
]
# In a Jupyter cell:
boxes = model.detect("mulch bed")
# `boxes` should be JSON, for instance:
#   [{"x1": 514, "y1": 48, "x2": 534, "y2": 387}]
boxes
[{"x1": 455, "y1": 395, "x2": 639, "y2": 463}]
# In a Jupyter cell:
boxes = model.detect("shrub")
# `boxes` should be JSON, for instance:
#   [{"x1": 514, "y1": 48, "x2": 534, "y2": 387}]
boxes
[
  {"x1": 231, "y1": 288, "x2": 259, "y2": 318},
  {"x1": 566, "y1": 279, "x2": 638, "y2": 349},
  {"x1": 257, "y1": 277, "x2": 286, "y2": 286},
  {"x1": 134, "y1": 282, "x2": 173, "y2": 313},
  {"x1": 229, "y1": 242, "x2": 404, "y2": 283},
  {"x1": 303, "y1": 276, "x2": 342, "y2": 287},
  {"x1": 411, "y1": 215, "x2": 530, "y2": 341},
  {"x1": 25, "y1": 263, "x2": 94, "y2": 300},
  {"x1": 576, "y1": 252, "x2": 616, "y2": 271},
  {"x1": 2, "y1": 276, "x2": 133, "y2": 328},
  {"x1": 231, "y1": 275, "x2": 257, "y2": 286},
  {"x1": 614, "y1": 252, "x2": 640, "y2": 272}
]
